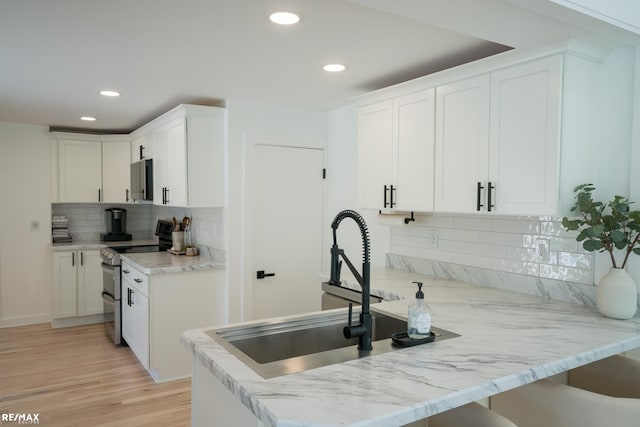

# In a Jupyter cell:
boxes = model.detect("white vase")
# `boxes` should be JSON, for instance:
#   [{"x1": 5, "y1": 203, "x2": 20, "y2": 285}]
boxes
[{"x1": 597, "y1": 268, "x2": 638, "y2": 320}]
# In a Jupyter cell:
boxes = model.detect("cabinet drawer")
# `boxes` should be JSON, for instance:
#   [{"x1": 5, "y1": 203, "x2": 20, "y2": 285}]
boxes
[{"x1": 121, "y1": 263, "x2": 149, "y2": 296}]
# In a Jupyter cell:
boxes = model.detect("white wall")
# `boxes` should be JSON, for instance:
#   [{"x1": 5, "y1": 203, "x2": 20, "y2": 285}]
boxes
[
  {"x1": 0, "y1": 122, "x2": 52, "y2": 327},
  {"x1": 326, "y1": 105, "x2": 390, "y2": 270},
  {"x1": 225, "y1": 100, "x2": 328, "y2": 322}
]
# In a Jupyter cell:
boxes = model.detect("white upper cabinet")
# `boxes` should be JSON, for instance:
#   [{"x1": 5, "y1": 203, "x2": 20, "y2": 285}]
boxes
[
  {"x1": 358, "y1": 100, "x2": 393, "y2": 209},
  {"x1": 131, "y1": 133, "x2": 151, "y2": 162},
  {"x1": 51, "y1": 104, "x2": 225, "y2": 208},
  {"x1": 58, "y1": 139, "x2": 102, "y2": 203},
  {"x1": 54, "y1": 134, "x2": 132, "y2": 203},
  {"x1": 435, "y1": 56, "x2": 561, "y2": 215},
  {"x1": 393, "y1": 89, "x2": 436, "y2": 211},
  {"x1": 435, "y1": 75, "x2": 491, "y2": 213},
  {"x1": 102, "y1": 138, "x2": 132, "y2": 203},
  {"x1": 357, "y1": 41, "x2": 614, "y2": 217},
  {"x1": 359, "y1": 89, "x2": 435, "y2": 211},
  {"x1": 150, "y1": 105, "x2": 225, "y2": 207},
  {"x1": 488, "y1": 56, "x2": 561, "y2": 215}
]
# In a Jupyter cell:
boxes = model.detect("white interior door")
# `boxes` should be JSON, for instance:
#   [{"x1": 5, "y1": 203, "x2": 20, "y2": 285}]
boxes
[{"x1": 252, "y1": 145, "x2": 324, "y2": 320}]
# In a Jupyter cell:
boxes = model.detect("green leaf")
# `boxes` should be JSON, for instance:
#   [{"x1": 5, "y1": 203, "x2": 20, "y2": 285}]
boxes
[
  {"x1": 583, "y1": 239, "x2": 603, "y2": 251},
  {"x1": 588, "y1": 224, "x2": 604, "y2": 237},
  {"x1": 633, "y1": 248, "x2": 640, "y2": 255},
  {"x1": 610, "y1": 230, "x2": 627, "y2": 244},
  {"x1": 576, "y1": 230, "x2": 589, "y2": 242}
]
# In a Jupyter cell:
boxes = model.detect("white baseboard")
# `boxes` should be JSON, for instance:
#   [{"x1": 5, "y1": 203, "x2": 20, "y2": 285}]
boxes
[
  {"x1": 51, "y1": 314, "x2": 106, "y2": 328},
  {"x1": 0, "y1": 314, "x2": 52, "y2": 328}
]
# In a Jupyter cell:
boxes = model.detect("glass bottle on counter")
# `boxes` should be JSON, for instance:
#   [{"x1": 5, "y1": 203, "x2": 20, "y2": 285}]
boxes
[{"x1": 408, "y1": 281, "x2": 431, "y2": 339}]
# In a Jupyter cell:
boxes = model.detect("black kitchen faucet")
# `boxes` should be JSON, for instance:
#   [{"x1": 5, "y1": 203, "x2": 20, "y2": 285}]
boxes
[{"x1": 328, "y1": 209, "x2": 372, "y2": 351}]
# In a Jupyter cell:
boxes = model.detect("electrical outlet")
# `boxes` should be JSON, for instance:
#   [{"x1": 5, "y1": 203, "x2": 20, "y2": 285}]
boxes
[
  {"x1": 536, "y1": 238, "x2": 550, "y2": 263},
  {"x1": 30, "y1": 220, "x2": 39, "y2": 231}
]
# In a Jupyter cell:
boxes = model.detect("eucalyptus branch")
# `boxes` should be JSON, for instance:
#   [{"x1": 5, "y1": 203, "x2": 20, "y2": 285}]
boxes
[{"x1": 622, "y1": 232, "x2": 640, "y2": 269}]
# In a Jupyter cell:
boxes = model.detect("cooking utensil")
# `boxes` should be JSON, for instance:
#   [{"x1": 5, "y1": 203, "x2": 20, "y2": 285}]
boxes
[
  {"x1": 172, "y1": 217, "x2": 178, "y2": 231},
  {"x1": 182, "y1": 216, "x2": 190, "y2": 231}
]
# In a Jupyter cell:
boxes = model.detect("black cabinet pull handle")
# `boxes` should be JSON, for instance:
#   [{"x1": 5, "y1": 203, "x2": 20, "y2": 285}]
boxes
[
  {"x1": 477, "y1": 182, "x2": 484, "y2": 211},
  {"x1": 126, "y1": 188, "x2": 129, "y2": 202},
  {"x1": 127, "y1": 288, "x2": 131, "y2": 306},
  {"x1": 139, "y1": 145, "x2": 145, "y2": 160},
  {"x1": 488, "y1": 182, "x2": 495, "y2": 212},
  {"x1": 122, "y1": 269, "x2": 130, "y2": 274},
  {"x1": 165, "y1": 187, "x2": 169, "y2": 204},
  {"x1": 134, "y1": 278, "x2": 142, "y2": 283},
  {"x1": 129, "y1": 288, "x2": 134, "y2": 306},
  {"x1": 390, "y1": 185, "x2": 396, "y2": 208},
  {"x1": 80, "y1": 252, "x2": 84, "y2": 266},
  {"x1": 383, "y1": 185, "x2": 389, "y2": 208},
  {"x1": 256, "y1": 270, "x2": 275, "y2": 279},
  {"x1": 98, "y1": 188, "x2": 101, "y2": 202},
  {"x1": 72, "y1": 252, "x2": 75, "y2": 266}
]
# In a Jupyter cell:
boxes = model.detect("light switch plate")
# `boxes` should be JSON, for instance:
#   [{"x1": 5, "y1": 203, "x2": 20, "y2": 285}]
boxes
[{"x1": 536, "y1": 238, "x2": 550, "y2": 263}]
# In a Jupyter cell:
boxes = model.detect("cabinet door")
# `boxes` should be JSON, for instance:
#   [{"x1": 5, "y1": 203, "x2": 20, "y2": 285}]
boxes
[
  {"x1": 358, "y1": 100, "x2": 393, "y2": 209},
  {"x1": 152, "y1": 125, "x2": 169, "y2": 205},
  {"x1": 435, "y1": 75, "x2": 491, "y2": 212},
  {"x1": 122, "y1": 282, "x2": 135, "y2": 348},
  {"x1": 58, "y1": 139, "x2": 102, "y2": 202},
  {"x1": 52, "y1": 252, "x2": 77, "y2": 318},
  {"x1": 102, "y1": 139, "x2": 131, "y2": 203},
  {"x1": 489, "y1": 56, "x2": 561, "y2": 215},
  {"x1": 123, "y1": 280, "x2": 149, "y2": 369},
  {"x1": 77, "y1": 250, "x2": 103, "y2": 316},
  {"x1": 393, "y1": 89, "x2": 436, "y2": 211},
  {"x1": 166, "y1": 117, "x2": 188, "y2": 206},
  {"x1": 131, "y1": 134, "x2": 151, "y2": 162},
  {"x1": 134, "y1": 289, "x2": 149, "y2": 369}
]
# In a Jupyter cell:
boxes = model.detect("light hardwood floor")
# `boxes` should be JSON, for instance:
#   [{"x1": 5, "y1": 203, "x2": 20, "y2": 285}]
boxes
[{"x1": 0, "y1": 323, "x2": 191, "y2": 426}]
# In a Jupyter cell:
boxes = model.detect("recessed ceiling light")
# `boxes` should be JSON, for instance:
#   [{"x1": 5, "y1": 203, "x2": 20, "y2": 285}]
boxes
[
  {"x1": 269, "y1": 11, "x2": 300, "y2": 25},
  {"x1": 81, "y1": 116, "x2": 96, "y2": 122},
  {"x1": 323, "y1": 64, "x2": 346, "y2": 72},
  {"x1": 100, "y1": 90, "x2": 120, "y2": 97}
]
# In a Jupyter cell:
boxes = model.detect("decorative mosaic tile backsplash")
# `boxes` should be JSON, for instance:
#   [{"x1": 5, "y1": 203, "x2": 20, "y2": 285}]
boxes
[{"x1": 389, "y1": 213, "x2": 594, "y2": 285}]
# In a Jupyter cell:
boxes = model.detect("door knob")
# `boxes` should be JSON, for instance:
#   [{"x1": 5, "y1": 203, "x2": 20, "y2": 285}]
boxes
[{"x1": 256, "y1": 270, "x2": 275, "y2": 279}]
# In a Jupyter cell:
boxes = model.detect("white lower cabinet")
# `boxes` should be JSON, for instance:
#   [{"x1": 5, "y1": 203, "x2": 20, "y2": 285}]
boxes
[
  {"x1": 122, "y1": 267, "x2": 150, "y2": 369},
  {"x1": 121, "y1": 261, "x2": 225, "y2": 382},
  {"x1": 52, "y1": 249, "x2": 103, "y2": 320}
]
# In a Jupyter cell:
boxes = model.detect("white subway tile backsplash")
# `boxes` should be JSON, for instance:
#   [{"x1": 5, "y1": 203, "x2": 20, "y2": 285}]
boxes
[
  {"x1": 452, "y1": 216, "x2": 493, "y2": 231},
  {"x1": 540, "y1": 264, "x2": 592, "y2": 285},
  {"x1": 557, "y1": 252, "x2": 593, "y2": 269},
  {"x1": 548, "y1": 236, "x2": 578, "y2": 252},
  {"x1": 437, "y1": 239, "x2": 507, "y2": 258},
  {"x1": 478, "y1": 231, "x2": 522, "y2": 246},
  {"x1": 390, "y1": 212, "x2": 594, "y2": 291},
  {"x1": 437, "y1": 228, "x2": 479, "y2": 242},
  {"x1": 506, "y1": 247, "x2": 538, "y2": 262},
  {"x1": 492, "y1": 218, "x2": 540, "y2": 234},
  {"x1": 491, "y1": 258, "x2": 539, "y2": 276},
  {"x1": 414, "y1": 214, "x2": 454, "y2": 228}
]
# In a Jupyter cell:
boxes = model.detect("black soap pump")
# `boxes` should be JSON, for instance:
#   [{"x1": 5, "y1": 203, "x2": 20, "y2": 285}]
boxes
[{"x1": 407, "y1": 281, "x2": 431, "y2": 339}]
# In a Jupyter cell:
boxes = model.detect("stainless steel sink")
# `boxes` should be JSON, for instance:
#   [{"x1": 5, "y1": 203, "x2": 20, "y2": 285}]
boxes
[{"x1": 207, "y1": 309, "x2": 460, "y2": 379}]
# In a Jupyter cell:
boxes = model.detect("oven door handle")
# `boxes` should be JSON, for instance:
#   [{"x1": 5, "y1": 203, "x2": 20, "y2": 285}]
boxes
[{"x1": 101, "y1": 291, "x2": 116, "y2": 303}]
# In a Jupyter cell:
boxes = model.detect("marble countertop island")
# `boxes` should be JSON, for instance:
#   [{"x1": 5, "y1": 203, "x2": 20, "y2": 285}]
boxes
[{"x1": 182, "y1": 270, "x2": 640, "y2": 427}]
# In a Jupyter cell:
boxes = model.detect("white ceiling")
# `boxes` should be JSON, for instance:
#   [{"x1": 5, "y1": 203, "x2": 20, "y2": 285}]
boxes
[{"x1": 0, "y1": 0, "x2": 636, "y2": 133}]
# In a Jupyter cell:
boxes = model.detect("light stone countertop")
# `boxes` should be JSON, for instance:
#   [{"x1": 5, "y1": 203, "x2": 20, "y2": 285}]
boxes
[
  {"x1": 120, "y1": 251, "x2": 225, "y2": 275},
  {"x1": 182, "y1": 268, "x2": 640, "y2": 427}
]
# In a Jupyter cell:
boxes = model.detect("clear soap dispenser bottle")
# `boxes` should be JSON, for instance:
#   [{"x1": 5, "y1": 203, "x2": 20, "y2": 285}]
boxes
[{"x1": 408, "y1": 281, "x2": 431, "y2": 339}]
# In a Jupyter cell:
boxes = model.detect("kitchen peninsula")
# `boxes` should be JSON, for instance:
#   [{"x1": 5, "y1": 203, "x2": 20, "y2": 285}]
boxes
[{"x1": 182, "y1": 269, "x2": 640, "y2": 427}]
